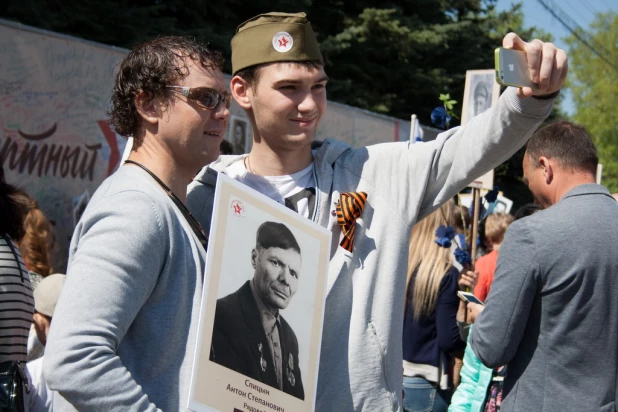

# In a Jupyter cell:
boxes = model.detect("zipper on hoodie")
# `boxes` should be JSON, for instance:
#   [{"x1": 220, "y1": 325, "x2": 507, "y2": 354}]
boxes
[
  {"x1": 369, "y1": 321, "x2": 399, "y2": 410},
  {"x1": 310, "y1": 165, "x2": 320, "y2": 223}
]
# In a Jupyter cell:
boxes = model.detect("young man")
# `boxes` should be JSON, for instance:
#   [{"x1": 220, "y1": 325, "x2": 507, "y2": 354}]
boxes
[
  {"x1": 470, "y1": 121, "x2": 618, "y2": 412},
  {"x1": 44, "y1": 36, "x2": 230, "y2": 411},
  {"x1": 187, "y1": 12, "x2": 568, "y2": 410},
  {"x1": 211, "y1": 221, "x2": 304, "y2": 400}
]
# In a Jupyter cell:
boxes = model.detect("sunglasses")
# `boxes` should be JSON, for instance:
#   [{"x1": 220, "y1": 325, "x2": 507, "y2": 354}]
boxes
[{"x1": 166, "y1": 86, "x2": 232, "y2": 110}]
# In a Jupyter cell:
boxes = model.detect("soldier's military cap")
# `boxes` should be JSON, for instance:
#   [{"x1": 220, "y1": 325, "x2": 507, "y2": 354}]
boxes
[{"x1": 231, "y1": 12, "x2": 323, "y2": 75}]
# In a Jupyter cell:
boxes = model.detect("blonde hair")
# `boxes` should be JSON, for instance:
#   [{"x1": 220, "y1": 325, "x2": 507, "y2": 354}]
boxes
[
  {"x1": 15, "y1": 193, "x2": 54, "y2": 276},
  {"x1": 407, "y1": 200, "x2": 454, "y2": 320},
  {"x1": 485, "y1": 212, "x2": 513, "y2": 247}
]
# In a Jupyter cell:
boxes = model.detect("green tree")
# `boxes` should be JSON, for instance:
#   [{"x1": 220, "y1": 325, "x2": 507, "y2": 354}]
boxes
[
  {"x1": 565, "y1": 12, "x2": 618, "y2": 192},
  {"x1": 318, "y1": 1, "x2": 542, "y2": 123},
  {"x1": 2, "y1": 0, "x2": 547, "y2": 122}
]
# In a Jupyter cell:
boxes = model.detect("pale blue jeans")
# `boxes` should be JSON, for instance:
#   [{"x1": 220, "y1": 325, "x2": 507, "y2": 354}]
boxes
[{"x1": 402, "y1": 376, "x2": 452, "y2": 412}]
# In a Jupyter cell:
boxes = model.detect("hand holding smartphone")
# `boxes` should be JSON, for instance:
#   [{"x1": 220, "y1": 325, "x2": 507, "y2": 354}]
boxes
[
  {"x1": 494, "y1": 47, "x2": 540, "y2": 90},
  {"x1": 495, "y1": 33, "x2": 568, "y2": 97},
  {"x1": 457, "y1": 291, "x2": 485, "y2": 306}
]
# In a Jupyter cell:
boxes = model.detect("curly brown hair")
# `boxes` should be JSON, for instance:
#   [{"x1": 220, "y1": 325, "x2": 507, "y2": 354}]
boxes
[
  {"x1": 13, "y1": 192, "x2": 54, "y2": 276},
  {"x1": 108, "y1": 36, "x2": 224, "y2": 148}
]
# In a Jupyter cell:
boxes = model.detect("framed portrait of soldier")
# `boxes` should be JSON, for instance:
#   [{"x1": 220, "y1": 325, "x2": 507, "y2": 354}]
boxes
[
  {"x1": 461, "y1": 69, "x2": 501, "y2": 189},
  {"x1": 228, "y1": 116, "x2": 251, "y2": 155},
  {"x1": 188, "y1": 174, "x2": 331, "y2": 412},
  {"x1": 461, "y1": 69, "x2": 500, "y2": 126}
]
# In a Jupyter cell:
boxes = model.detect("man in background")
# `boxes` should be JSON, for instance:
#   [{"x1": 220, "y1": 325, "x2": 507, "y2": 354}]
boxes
[{"x1": 471, "y1": 121, "x2": 618, "y2": 411}]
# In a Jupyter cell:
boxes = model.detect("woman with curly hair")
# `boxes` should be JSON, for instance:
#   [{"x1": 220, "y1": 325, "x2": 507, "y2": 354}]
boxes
[{"x1": 13, "y1": 192, "x2": 54, "y2": 283}]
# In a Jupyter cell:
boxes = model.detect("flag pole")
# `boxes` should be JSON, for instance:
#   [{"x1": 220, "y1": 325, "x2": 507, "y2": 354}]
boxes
[{"x1": 410, "y1": 114, "x2": 417, "y2": 142}]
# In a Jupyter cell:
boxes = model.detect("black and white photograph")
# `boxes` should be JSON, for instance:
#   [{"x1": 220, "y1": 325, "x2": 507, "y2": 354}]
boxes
[
  {"x1": 461, "y1": 69, "x2": 501, "y2": 189},
  {"x1": 229, "y1": 116, "x2": 251, "y2": 155},
  {"x1": 189, "y1": 174, "x2": 330, "y2": 412},
  {"x1": 461, "y1": 69, "x2": 501, "y2": 126},
  {"x1": 211, "y1": 220, "x2": 307, "y2": 400}
]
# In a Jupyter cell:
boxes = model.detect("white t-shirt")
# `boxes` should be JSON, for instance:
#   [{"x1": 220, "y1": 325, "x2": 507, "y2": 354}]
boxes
[
  {"x1": 25, "y1": 356, "x2": 54, "y2": 412},
  {"x1": 226, "y1": 158, "x2": 317, "y2": 219}
]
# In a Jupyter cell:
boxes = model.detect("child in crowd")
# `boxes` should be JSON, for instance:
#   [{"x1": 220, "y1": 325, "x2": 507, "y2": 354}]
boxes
[
  {"x1": 473, "y1": 213, "x2": 513, "y2": 302},
  {"x1": 26, "y1": 273, "x2": 65, "y2": 411}
]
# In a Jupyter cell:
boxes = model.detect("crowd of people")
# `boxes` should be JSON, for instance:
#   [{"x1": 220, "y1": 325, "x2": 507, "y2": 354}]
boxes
[{"x1": 2, "y1": 9, "x2": 617, "y2": 412}]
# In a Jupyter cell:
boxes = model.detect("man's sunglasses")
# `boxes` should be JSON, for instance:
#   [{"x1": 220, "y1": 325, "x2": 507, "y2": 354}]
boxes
[{"x1": 166, "y1": 86, "x2": 232, "y2": 110}]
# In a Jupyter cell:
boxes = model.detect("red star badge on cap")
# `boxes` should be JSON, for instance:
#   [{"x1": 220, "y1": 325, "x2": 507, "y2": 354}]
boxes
[{"x1": 272, "y1": 31, "x2": 293, "y2": 53}]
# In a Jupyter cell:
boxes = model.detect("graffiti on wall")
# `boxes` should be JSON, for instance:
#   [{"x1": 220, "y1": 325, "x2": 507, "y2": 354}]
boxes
[{"x1": 0, "y1": 23, "x2": 127, "y2": 271}]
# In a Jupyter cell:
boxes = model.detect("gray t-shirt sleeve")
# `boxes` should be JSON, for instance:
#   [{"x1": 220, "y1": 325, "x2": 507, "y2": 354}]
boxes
[{"x1": 44, "y1": 191, "x2": 166, "y2": 411}]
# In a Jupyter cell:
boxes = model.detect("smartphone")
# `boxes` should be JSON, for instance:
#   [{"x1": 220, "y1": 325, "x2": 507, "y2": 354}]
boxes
[
  {"x1": 457, "y1": 291, "x2": 485, "y2": 306},
  {"x1": 494, "y1": 47, "x2": 539, "y2": 90}
]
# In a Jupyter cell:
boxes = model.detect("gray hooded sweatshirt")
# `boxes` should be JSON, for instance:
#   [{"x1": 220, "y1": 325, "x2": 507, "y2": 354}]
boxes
[{"x1": 186, "y1": 87, "x2": 555, "y2": 411}]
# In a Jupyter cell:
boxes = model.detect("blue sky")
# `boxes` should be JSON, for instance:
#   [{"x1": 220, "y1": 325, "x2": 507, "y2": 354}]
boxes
[{"x1": 496, "y1": 0, "x2": 618, "y2": 115}]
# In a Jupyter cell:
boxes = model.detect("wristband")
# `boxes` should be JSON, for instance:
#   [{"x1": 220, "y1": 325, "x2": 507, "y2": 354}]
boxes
[{"x1": 532, "y1": 90, "x2": 560, "y2": 100}]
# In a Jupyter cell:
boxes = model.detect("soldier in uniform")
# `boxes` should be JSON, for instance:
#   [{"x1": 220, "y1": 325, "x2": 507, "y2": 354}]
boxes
[{"x1": 210, "y1": 221, "x2": 304, "y2": 400}]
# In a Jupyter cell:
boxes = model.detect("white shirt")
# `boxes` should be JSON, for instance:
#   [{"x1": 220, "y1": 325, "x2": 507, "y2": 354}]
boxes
[
  {"x1": 25, "y1": 356, "x2": 54, "y2": 412},
  {"x1": 226, "y1": 158, "x2": 317, "y2": 219}
]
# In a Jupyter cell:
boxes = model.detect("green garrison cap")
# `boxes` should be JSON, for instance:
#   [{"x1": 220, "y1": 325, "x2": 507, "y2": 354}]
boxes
[{"x1": 231, "y1": 12, "x2": 323, "y2": 75}]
